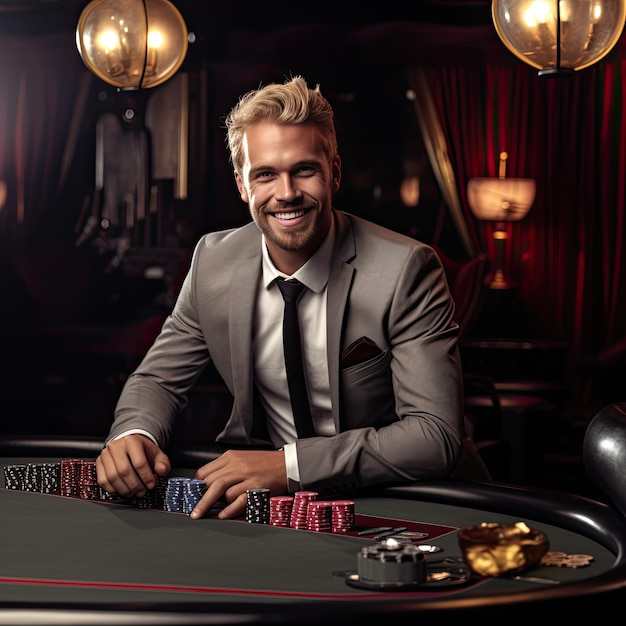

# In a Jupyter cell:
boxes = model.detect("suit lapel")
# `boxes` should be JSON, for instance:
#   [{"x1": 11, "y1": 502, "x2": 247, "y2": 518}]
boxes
[
  {"x1": 229, "y1": 229, "x2": 263, "y2": 436},
  {"x1": 327, "y1": 212, "x2": 356, "y2": 430}
]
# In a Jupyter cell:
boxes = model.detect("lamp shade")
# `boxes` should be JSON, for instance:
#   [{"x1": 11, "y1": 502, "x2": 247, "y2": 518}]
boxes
[
  {"x1": 492, "y1": 0, "x2": 626, "y2": 76},
  {"x1": 467, "y1": 177, "x2": 536, "y2": 221},
  {"x1": 76, "y1": 0, "x2": 188, "y2": 90}
]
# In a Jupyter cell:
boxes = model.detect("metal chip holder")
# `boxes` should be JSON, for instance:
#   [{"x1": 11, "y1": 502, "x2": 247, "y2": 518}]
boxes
[{"x1": 357, "y1": 538, "x2": 427, "y2": 585}]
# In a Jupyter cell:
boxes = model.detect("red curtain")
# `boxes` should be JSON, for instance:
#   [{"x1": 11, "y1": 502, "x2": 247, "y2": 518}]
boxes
[
  {"x1": 409, "y1": 54, "x2": 626, "y2": 372},
  {"x1": 0, "y1": 33, "x2": 91, "y2": 256}
]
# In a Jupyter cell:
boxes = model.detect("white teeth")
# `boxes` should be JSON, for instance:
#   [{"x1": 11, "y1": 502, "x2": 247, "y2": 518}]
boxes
[{"x1": 275, "y1": 210, "x2": 305, "y2": 220}]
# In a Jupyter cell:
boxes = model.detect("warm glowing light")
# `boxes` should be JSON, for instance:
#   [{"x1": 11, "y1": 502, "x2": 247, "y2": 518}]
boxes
[
  {"x1": 492, "y1": 0, "x2": 626, "y2": 76},
  {"x1": 467, "y1": 151, "x2": 535, "y2": 288},
  {"x1": 76, "y1": 0, "x2": 188, "y2": 90},
  {"x1": 0, "y1": 181, "x2": 7, "y2": 210},
  {"x1": 467, "y1": 178, "x2": 535, "y2": 221},
  {"x1": 98, "y1": 30, "x2": 120, "y2": 50},
  {"x1": 148, "y1": 30, "x2": 164, "y2": 48},
  {"x1": 400, "y1": 176, "x2": 420, "y2": 207}
]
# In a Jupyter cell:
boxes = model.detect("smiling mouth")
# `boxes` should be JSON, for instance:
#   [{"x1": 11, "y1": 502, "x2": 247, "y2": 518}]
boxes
[{"x1": 271, "y1": 209, "x2": 308, "y2": 220}]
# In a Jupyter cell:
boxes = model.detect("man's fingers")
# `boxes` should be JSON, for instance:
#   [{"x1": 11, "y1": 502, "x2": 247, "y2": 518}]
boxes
[
  {"x1": 151, "y1": 449, "x2": 171, "y2": 479},
  {"x1": 189, "y1": 477, "x2": 229, "y2": 520},
  {"x1": 96, "y1": 448, "x2": 140, "y2": 497},
  {"x1": 96, "y1": 435, "x2": 170, "y2": 498},
  {"x1": 95, "y1": 454, "x2": 116, "y2": 494}
]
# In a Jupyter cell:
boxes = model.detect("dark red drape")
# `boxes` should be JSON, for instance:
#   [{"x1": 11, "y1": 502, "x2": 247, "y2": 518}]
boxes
[{"x1": 412, "y1": 53, "x2": 626, "y2": 373}]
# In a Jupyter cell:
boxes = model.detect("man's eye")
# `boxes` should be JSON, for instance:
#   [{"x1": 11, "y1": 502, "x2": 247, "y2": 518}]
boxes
[{"x1": 295, "y1": 166, "x2": 315, "y2": 176}]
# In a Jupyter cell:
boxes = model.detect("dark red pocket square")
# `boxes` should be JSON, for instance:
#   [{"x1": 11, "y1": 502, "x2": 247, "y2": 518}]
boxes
[{"x1": 341, "y1": 336, "x2": 382, "y2": 368}]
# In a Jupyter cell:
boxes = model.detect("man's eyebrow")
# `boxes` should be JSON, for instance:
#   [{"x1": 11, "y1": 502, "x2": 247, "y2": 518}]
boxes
[{"x1": 249, "y1": 159, "x2": 322, "y2": 175}]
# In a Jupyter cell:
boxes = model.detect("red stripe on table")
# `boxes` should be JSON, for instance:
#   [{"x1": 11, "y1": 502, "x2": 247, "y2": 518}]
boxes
[{"x1": 0, "y1": 576, "x2": 443, "y2": 599}]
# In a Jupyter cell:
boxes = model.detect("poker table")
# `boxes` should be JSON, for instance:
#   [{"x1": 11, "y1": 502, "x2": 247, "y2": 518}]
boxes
[{"x1": 1, "y1": 436, "x2": 626, "y2": 625}]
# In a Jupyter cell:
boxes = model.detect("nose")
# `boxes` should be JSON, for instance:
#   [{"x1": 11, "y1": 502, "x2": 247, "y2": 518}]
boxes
[{"x1": 275, "y1": 174, "x2": 301, "y2": 202}]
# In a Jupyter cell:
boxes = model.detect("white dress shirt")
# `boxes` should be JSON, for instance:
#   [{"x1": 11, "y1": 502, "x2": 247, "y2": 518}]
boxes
[{"x1": 255, "y1": 219, "x2": 336, "y2": 488}]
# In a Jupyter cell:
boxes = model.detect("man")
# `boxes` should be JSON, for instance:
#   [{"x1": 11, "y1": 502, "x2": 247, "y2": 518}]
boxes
[{"x1": 96, "y1": 76, "x2": 480, "y2": 521}]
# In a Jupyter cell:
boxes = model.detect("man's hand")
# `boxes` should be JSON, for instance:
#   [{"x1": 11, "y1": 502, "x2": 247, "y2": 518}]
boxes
[
  {"x1": 190, "y1": 449, "x2": 288, "y2": 520},
  {"x1": 96, "y1": 434, "x2": 171, "y2": 498}
]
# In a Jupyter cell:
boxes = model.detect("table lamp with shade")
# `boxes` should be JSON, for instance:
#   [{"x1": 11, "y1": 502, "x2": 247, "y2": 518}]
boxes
[{"x1": 467, "y1": 152, "x2": 536, "y2": 289}]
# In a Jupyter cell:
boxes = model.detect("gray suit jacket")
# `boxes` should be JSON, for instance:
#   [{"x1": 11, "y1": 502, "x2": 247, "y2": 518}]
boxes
[{"x1": 109, "y1": 210, "x2": 477, "y2": 494}]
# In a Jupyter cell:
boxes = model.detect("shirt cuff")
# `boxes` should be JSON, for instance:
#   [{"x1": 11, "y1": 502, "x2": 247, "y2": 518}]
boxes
[
  {"x1": 107, "y1": 429, "x2": 158, "y2": 446},
  {"x1": 283, "y1": 442, "x2": 302, "y2": 493}
]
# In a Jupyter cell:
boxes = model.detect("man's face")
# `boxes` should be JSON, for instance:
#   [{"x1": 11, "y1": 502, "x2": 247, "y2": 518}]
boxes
[{"x1": 235, "y1": 121, "x2": 341, "y2": 274}]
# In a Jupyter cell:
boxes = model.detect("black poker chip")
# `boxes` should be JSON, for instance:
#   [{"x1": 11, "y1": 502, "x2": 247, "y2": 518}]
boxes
[{"x1": 245, "y1": 488, "x2": 271, "y2": 523}]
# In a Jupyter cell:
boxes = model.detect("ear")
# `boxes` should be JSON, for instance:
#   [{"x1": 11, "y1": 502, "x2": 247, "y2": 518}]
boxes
[
  {"x1": 234, "y1": 170, "x2": 249, "y2": 203},
  {"x1": 331, "y1": 155, "x2": 342, "y2": 193}
]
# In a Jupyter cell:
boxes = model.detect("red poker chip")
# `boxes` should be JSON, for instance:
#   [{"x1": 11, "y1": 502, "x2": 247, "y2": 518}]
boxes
[{"x1": 290, "y1": 491, "x2": 318, "y2": 529}]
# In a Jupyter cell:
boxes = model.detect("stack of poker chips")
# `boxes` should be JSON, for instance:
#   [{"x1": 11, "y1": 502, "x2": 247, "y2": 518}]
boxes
[
  {"x1": 4, "y1": 463, "x2": 59, "y2": 493},
  {"x1": 77, "y1": 460, "x2": 101, "y2": 500},
  {"x1": 60, "y1": 459, "x2": 118, "y2": 501},
  {"x1": 290, "y1": 491, "x2": 319, "y2": 529},
  {"x1": 4, "y1": 459, "x2": 143, "y2": 503},
  {"x1": 269, "y1": 495, "x2": 294, "y2": 526},
  {"x1": 330, "y1": 499, "x2": 356, "y2": 533},
  {"x1": 60, "y1": 459, "x2": 83, "y2": 497},
  {"x1": 164, "y1": 476, "x2": 207, "y2": 514},
  {"x1": 245, "y1": 488, "x2": 271, "y2": 523},
  {"x1": 306, "y1": 500, "x2": 333, "y2": 532},
  {"x1": 4, "y1": 464, "x2": 27, "y2": 490},
  {"x1": 247, "y1": 491, "x2": 355, "y2": 533},
  {"x1": 133, "y1": 476, "x2": 169, "y2": 509}
]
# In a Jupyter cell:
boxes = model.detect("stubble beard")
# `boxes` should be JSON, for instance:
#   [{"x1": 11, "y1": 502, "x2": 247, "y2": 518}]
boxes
[{"x1": 259, "y1": 216, "x2": 316, "y2": 252}]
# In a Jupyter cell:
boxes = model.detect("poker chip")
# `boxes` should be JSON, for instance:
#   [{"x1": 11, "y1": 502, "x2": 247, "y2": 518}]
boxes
[
  {"x1": 4, "y1": 464, "x2": 27, "y2": 490},
  {"x1": 134, "y1": 476, "x2": 169, "y2": 509},
  {"x1": 245, "y1": 488, "x2": 271, "y2": 523},
  {"x1": 60, "y1": 459, "x2": 82, "y2": 497},
  {"x1": 330, "y1": 500, "x2": 356, "y2": 533},
  {"x1": 163, "y1": 476, "x2": 207, "y2": 514},
  {"x1": 4, "y1": 462, "x2": 61, "y2": 495},
  {"x1": 290, "y1": 491, "x2": 318, "y2": 529},
  {"x1": 23, "y1": 463, "x2": 43, "y2": 492},
  {"x1": 38, "y1": 463, "x2": 61, "y2": 494},
  {"x1": 165, "y1": 476, "x2": 190, "y2": 513},
  {"x1": 182, "y1": 478, "x2": 207, "y2": 514},
  {"x1": 269, "y1": 495, "x2": 294, "y2": 526},
  {"x1": 78, "y1": 461, "x2": 100, "y2": 500},
  {"x1": 306, "y1": 501, "x2": 333, "y2": 532}
]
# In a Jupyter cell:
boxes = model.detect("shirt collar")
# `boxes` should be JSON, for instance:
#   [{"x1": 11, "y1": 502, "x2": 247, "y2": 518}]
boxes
[{"x1": 261, "y1": 214, "x2": 335, "y2": 294}]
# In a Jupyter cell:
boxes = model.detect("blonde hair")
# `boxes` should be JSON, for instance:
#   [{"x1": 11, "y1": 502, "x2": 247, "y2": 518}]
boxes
[{"x1": 225, "y1": 76, "x2": 338, "y2": 173}]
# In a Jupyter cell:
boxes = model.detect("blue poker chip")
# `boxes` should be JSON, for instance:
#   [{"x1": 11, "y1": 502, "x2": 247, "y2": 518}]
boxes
[{"x1": 164, "y1": 477, "x2": 207, "y2": 514}]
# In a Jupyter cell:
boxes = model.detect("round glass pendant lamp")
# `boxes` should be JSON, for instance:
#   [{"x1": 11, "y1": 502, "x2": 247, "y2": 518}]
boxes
[
  {"x1": 76, "y1": 0, "x2": 188, "y2": 90},
  {"x1": 492, "y1": 0, "x2": 626, "y2": 76}
]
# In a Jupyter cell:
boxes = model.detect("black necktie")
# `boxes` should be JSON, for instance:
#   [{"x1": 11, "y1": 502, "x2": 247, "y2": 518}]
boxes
[{"x1": 275, "y1": 278, "x2": 316, "y2": 438}]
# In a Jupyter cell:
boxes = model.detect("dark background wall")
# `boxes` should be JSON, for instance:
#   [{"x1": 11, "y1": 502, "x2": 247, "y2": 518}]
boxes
[{"x1": 0, "y1": 2, "x2": 623, "y2": 501}]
